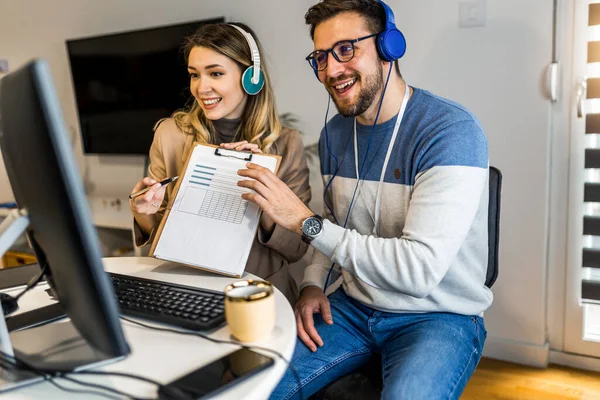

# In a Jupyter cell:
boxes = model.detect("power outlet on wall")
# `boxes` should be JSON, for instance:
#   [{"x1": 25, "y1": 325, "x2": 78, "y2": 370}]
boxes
[
  {"x1": 459, "y1": 1, "x2": 486, "y2": 28},
  {"x1": 101, "y1": 198, "x2": 123, "y2": 211},
  {"x1": 87, "y1": 196, "x2": 131, "y2": 231}
]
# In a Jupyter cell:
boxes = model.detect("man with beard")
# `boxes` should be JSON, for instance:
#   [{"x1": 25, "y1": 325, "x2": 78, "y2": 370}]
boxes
[{"x1": 237, "y1": 1, "x2": 492, "y2": 399}]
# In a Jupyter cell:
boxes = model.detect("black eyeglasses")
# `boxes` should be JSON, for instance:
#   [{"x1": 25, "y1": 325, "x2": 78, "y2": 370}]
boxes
[{"x1": 306, "y1": 33, "x2": 378, "y2": 72}]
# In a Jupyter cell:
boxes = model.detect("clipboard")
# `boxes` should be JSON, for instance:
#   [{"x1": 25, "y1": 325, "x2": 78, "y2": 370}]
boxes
[
  {"x1": 149, "y1": 143, "x2": 281, "y2": 277},
  {"x1": 213, "y1": 147, "x2": 253, "y2": 161}
]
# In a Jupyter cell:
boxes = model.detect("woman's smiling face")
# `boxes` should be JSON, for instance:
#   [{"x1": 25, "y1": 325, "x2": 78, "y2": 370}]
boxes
[{"x1": 188, "y1": 46, "x2": 248, "y2": 120}]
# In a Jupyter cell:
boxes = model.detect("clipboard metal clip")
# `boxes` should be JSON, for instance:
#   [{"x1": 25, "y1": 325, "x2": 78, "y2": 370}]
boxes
[{"x1": 214, "y1": 148, "x2": 253, "y2": 161}]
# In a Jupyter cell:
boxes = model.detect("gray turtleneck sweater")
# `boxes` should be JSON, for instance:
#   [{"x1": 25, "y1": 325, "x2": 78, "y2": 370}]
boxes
[{"x1": 212, "y1": 118, "x2": 242, "y2": 145}]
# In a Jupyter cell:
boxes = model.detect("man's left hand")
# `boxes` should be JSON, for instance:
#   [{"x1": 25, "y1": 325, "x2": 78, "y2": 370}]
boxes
[{"x1": 237, "y1": 162, "x2": 313, "y2": 235}]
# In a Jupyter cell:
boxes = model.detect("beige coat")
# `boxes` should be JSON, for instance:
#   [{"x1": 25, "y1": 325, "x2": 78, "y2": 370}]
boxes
[{"x1": 133, "y1": 119, "x2": 311, "y2": 302}]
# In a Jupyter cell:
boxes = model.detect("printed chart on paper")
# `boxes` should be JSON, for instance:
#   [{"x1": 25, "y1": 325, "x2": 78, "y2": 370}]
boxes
[{"x1": 177, "y1": 164, "x2": 249, "y2": 224}]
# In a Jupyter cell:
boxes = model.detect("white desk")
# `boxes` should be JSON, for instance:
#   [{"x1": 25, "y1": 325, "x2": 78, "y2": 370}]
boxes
[{"x1": 1, "y1": 257, "x2": 297, "y2": 399}]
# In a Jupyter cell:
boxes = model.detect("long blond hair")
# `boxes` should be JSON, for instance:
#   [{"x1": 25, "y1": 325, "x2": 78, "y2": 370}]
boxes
[{"x1": 165, "y1": 23, "x2": 282, "y2": 153}]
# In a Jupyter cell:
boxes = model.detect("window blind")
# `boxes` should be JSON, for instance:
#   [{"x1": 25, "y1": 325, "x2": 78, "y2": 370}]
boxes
[{"x1": 582, "y1": 2, "x2": 600, "y2": 303}]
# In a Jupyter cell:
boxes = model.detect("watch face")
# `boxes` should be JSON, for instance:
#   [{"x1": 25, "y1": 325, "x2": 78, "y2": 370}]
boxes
[{"x1": 304, "y1": 218, "x2": 322, "y2": 236}]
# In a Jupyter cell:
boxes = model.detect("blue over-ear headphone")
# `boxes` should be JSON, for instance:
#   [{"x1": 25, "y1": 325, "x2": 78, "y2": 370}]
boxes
[
  {"x1": 230, "y1": 24, "x2": 265, "y2": 95},
  {"x1": 376, "y1": 0, "x2": 406, "y2": 61}
]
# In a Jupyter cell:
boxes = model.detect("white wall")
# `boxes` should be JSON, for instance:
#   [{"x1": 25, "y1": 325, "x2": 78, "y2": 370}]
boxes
[{"x1": 0, "y1": 0, "x2": 556, "y2": 366}]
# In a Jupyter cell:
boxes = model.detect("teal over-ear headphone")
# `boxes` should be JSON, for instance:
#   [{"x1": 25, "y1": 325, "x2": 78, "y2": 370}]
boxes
[{"x1": 230, "y1": 24, "x2": 265, "y2": 95}]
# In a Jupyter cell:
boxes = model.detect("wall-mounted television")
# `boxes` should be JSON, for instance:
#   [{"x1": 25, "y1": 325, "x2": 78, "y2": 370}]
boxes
[{"x1": 67, "y1": 17, "x2": 224, "y2": 155}]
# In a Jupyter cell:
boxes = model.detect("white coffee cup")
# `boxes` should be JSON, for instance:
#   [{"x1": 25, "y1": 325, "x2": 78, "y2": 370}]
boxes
[{"x1": 224, "y1": 280, "x2": 275, "y2": 342}]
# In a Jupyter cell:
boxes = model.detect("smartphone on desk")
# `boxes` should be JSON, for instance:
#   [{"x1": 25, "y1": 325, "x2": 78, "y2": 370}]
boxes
[{"x1": 158, "y1": 348, "x2": 274, "y2": 399}]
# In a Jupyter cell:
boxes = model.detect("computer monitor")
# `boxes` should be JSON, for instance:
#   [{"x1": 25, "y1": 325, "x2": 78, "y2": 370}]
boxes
[{"x1": 0, "y1": 59, "x2": 130, "y2": 389}]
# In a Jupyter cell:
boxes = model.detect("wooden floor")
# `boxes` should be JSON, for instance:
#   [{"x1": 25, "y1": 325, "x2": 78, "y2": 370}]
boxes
[{"x1": 461, "y1": 358, "x2": 600, "y2": 400}]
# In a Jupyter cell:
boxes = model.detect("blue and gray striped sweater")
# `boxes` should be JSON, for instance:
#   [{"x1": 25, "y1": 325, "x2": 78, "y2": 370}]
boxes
[{"x1": 302, "y1": 87, "x2": 493, "y2": 316}]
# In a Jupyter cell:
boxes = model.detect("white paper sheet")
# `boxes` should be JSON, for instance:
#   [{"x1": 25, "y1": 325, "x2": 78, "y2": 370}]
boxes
[{"x1": 152, "y1": 144, "x2": 278, "y2": 276}]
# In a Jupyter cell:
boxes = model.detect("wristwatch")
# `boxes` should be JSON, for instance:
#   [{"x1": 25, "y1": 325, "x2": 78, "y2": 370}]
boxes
[{"x1": 301, "y1": 214, "x2": 324, "y2": 244}]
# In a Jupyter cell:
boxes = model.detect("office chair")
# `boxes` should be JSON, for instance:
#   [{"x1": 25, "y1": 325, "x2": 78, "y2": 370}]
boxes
[{"x1": 311, "y1": 166, "x2": 502, "y2": 400}]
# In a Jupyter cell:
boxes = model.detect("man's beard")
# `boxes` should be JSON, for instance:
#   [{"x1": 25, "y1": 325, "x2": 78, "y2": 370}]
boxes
[{"x1": 328, "y1": 63, "x2": 384, "y2": 117}]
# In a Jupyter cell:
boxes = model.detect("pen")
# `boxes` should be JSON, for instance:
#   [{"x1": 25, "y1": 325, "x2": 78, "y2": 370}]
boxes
[{"x1": 128, "y1": 176, "x2": 179, "y2": 199}]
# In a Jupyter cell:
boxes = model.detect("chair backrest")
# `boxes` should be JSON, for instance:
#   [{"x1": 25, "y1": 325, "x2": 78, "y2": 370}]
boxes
[{"x1": 486, "y1": 166, "x2": 502, "y2": 288}]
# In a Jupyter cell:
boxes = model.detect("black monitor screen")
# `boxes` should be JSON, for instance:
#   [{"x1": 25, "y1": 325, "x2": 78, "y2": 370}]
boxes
[
  {"x1": 67, "y1": 18, "x2": 223, "y2": 155},
  {"x1": 0, "y1": 59, "x2": 130, "y2": 367}
]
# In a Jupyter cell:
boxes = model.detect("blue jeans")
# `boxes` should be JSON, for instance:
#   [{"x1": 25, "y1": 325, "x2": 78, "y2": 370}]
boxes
[{"x1": 270, "y1": 289, "x2": 486, "y2": 400}]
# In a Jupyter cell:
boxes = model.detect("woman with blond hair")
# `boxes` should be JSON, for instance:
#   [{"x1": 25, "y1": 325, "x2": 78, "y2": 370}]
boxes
[{"x1": 129, "y1": 22, "x2": 310, "y2": 302}]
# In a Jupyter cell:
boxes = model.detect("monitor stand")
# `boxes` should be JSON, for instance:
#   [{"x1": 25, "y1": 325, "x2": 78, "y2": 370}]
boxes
[{"x1": 0, "y1": 209, "x2": 124, "y2": 392}]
